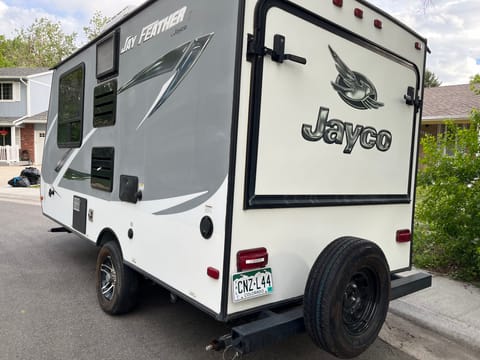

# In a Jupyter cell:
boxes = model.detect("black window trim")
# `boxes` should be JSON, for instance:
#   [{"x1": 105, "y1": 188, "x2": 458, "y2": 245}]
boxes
[
  {"x1": 96, "y1": 29, "x2": 120, "y2": 80},
  {"x1": 57, "y1": 62, "x2": 86, "y2": 149}
]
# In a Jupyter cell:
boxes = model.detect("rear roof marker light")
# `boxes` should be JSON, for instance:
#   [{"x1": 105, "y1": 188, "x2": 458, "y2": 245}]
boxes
[
  {"x1": 354, "y1": 8, "x2": 363, "y2": 19},
  {"x1": 333, "y1": 0, "x2": 343, "y2": 7},
  {"x1": 415, "y1": 42, "x2": 422, "y2": 50},
  {"x1": 374, "y1": 19, "x2": 382, "y2": 29}
]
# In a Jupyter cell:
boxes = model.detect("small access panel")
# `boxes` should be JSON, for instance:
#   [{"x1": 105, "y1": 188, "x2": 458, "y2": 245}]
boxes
[{"x1": 72, "y1": 196, "x2": 87, "y2": 234}]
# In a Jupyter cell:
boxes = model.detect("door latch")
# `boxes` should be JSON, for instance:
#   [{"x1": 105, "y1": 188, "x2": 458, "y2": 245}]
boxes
[
  {"x1": 247, "y1": 34, "x2": 307, "y2": 65},
  {"x1": 404, "y1": 86, "x2": 422, "y2": 112}
]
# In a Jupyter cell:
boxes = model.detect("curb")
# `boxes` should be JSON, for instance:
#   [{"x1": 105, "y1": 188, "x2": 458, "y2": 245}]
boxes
[{"x1": 389, "y1": 299, "x2": 480, "y2": 353}]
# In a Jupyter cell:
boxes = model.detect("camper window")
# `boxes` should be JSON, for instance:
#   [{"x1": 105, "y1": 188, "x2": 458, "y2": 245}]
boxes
[
  {"x1": 58, "y1": 64, "x2": 85, "y2": 148},
  {"x1": 96, "y1": 30, "x2": 120, "y2": 79}
]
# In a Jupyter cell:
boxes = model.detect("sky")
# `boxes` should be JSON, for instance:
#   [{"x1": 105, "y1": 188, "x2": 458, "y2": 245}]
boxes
[{"x1": 0, "y1": 0, "x2": 479, "y2": 85}]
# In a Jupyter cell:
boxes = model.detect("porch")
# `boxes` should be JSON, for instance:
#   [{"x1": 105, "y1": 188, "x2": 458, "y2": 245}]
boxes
[{"x1": 0, "y1": 145, "x2": 24, "y2": 164}]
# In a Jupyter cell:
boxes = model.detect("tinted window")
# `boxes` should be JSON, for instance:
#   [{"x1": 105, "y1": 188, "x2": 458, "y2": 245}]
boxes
[
  {"x1": 96, "y1": 30, "x2": 120, "y2": 79},
  {"x1": 58, "y1": 64, "x2": 85, "y2": 148}
]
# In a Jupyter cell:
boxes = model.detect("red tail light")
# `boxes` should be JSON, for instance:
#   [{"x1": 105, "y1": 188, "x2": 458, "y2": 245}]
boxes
[
  {"x1": 237, "y1": 247, "x2": 268, "y2": 272},
  {"x1": 396, "y1": 229, "x2": 412, "y2": 243}
]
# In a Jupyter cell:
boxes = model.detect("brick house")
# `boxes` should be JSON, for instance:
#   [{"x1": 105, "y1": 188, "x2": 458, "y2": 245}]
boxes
[
  {"x1": 420, "y1": 84, "x2": 480, "y2": 157},
  {"x1": 0, "y1": 67, "x2": 52, "y2": 164}
]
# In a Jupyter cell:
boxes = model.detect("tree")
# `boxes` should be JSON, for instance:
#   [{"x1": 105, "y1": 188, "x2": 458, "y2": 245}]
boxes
[
  {"x1": 83, "y1": 11, "x2": 110, "y2": 42},
  {"x1": 0, "y1": 36, "x2": 17, "y2": 67},
  {"x1": 3, "y1": 18, "x2": 78, "y2": 68},
  {"x1": 415, "y1": 75, "x2": 480, "y2": 281},
  {"x1": 424, "y1": 69, "x2": 442, "y2": 88},
  {"x1": 470, "y1": 74, "x2": 480, "y2": 95}
]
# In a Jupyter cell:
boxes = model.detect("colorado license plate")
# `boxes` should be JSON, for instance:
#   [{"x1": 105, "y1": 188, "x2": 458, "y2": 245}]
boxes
[{"x1": 232, "y1": 268, "x2": 273, "y2": 302}]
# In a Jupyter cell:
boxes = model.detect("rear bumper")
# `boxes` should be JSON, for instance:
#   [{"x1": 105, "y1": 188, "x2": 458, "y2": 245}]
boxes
[
  {"x1": 211, "y1": 271, "x2": 432, "y2": 354},
  {"x1": 390, "y1": 272, "x2": 432, "y2": 300}
]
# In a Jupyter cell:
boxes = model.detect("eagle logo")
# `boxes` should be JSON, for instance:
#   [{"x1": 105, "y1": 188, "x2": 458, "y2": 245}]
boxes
[{"x1": 329, "y1": 45, "x2": 384, "y2": 110}]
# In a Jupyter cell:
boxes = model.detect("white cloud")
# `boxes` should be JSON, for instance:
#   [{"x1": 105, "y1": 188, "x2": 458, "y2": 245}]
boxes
[
  {"x1": 370, "y1": 0, "x2": 480, "y2": 85},
  {"x1": 0, "y1": 0, "x2": 145, "y2": 45},
  {"x1": 0, "y1": 3, "x2": 51, "y2": 37},
  {"x1": 4, "y1": 0, "x2": 145, "y2": 19}
]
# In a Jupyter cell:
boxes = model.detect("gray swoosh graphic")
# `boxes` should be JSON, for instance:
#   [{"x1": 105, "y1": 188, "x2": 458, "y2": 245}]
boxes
[{"x1": 117, "y1": 33, "x2": 215, "y2": 130}]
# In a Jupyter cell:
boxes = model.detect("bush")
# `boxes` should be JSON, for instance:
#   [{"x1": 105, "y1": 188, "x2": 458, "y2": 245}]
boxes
[{"x1": 415, "y1": 109, "x2": 480, "y2": 281}]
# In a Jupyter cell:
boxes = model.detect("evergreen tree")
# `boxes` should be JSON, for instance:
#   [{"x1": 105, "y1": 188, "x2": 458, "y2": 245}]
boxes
[{"x1": 424, "y1": 69, "x2": 442, "y2": 88}]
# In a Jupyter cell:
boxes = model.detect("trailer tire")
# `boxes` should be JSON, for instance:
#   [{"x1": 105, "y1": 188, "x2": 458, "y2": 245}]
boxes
[
  {"x1": 304, "y1": 237, "x2": 390, "y2": 358},
  {"x1": 96, "y1": 241, "x2": 139, "y2": 315}
]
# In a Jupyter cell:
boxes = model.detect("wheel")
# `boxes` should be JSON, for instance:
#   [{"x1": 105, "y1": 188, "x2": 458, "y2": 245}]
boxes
[
  {"x1": 96, "y1": 241, "x2": 139, "y2": 315},
  {"x1": 304, "y1": 237, "x2": 390, "y2": 358}
]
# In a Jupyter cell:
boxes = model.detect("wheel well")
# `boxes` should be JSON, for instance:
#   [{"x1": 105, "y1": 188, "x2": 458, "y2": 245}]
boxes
[{"x1": 97, "y1": 228, "x2": 120, "y2": 250}]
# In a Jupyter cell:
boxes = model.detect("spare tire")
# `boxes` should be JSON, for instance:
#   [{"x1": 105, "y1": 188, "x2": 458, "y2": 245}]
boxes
[{"x1": 304, "y1": 237, "x2": 390, "y2": 358}]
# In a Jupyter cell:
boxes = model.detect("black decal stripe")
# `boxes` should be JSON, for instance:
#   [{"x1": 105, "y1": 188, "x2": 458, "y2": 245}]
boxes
[
  {"x1": 63, "y1": 168, "x2": 91, "y2": 181},
  {"x1": 248, "y1": 194, "x2": 411, "y2": 209}
]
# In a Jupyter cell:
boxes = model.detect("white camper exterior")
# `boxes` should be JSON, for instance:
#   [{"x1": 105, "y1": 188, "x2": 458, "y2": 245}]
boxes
[{"x1": 42, "y1": 0, "x2": 429, "y2": 357}]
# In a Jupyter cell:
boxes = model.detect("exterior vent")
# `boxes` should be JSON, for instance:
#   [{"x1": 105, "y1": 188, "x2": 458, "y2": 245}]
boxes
[
  {"x1": 91, "y1": 147, "x2": 115, "y2": 192},
  {"x1": 93, "y1": 80, "x2": 117, "y2": 127}
]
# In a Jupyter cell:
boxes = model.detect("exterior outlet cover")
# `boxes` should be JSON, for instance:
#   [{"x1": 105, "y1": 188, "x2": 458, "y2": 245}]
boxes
[{"x1": 119, "y1": 175, "x2": 139, "y2": 203}]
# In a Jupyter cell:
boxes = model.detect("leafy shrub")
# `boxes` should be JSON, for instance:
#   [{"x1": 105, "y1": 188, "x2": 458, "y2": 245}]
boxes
[{"x1": 415, "y1": 109, "x2": 480, "y2": 281}]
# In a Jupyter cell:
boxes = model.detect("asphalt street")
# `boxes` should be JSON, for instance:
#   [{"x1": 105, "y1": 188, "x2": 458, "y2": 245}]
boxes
[
  {"x1": 1, "y1": 196, "x2": 477, "y2": 360},
  {"x1": 0, "y1": 200, "x2": 420, "y2": 360}
]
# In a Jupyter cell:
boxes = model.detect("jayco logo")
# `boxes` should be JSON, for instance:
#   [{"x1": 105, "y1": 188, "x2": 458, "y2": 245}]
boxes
[
  {"x1": 301, "y1": 107, "x2": 392, "y2": 153},
  {"x1": 300, "y1": 46, "x2": 391, "y2": 153},
  {"x1": 329, "y1": 45, "x2": 384, "y2": 110}
]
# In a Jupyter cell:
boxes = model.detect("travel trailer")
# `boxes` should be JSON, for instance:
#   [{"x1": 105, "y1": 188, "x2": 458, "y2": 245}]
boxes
[{"x1": 41, "y1": 0, "x2": 431, "y2": 357}]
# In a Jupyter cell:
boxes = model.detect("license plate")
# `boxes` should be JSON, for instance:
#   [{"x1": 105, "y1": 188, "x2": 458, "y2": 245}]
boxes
[{"x1": 232, "y1": 268, "x2": 273, "y2": 303}]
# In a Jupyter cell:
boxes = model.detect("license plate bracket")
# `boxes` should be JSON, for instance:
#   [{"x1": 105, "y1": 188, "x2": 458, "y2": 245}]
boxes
[{"x1": 232, "y1": 268, "x2": 273, "y2": 303}]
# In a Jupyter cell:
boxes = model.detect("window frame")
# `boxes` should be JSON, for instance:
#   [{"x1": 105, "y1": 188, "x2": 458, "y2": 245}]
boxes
[
  {"x1": 57, "y1": 63, "x2": 86, "y2": 148},
  {"x1": 0, "y1": 82, "x2": 13, "y2": 100},
  {"x1": 96, "y1": 29, "x2": 120, "y2": 80},
  {"x1": 0, "y1": 82, "x2": 19, "y2": 102}
]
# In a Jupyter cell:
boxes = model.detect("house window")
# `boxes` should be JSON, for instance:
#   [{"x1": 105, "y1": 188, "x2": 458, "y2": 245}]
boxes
[
  {"x1": 58, "y1": 63, "x2": 85, "y2": 148},
  {"x1": 0, "y1": 83, "x2": 13, "y2": 100}
]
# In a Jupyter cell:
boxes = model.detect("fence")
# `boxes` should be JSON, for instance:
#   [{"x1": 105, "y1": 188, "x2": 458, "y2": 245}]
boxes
[{"x1": 0, "y1": 145, "x2": 20, "y2": 163}]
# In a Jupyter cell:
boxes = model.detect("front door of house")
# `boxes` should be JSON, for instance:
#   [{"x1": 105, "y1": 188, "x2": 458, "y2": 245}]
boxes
[{"x1": 34, "y1": 124, "x2": 46, "y2": 164}]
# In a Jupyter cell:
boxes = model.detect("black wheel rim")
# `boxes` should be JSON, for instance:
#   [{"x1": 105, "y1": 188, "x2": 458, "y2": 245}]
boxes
[
  {"x1": 342, "y1": 267, "x2": 379, "y2": 335},
  {"x1": 100, "y1": 255, "x2": 117, "y2": 301}
]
